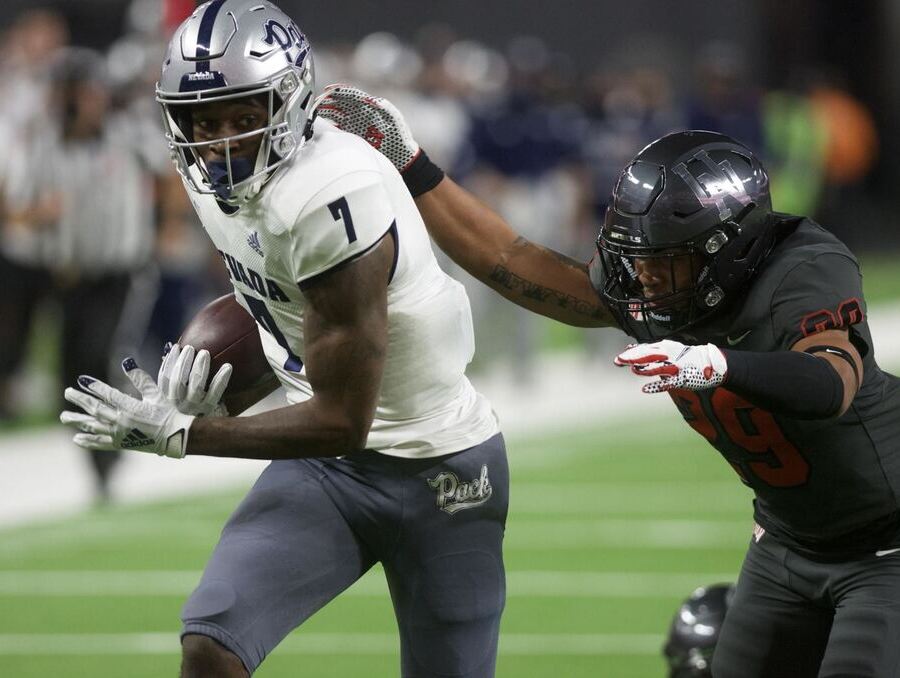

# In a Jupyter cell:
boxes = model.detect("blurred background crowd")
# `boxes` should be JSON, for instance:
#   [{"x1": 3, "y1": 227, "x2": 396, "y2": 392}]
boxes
[{"x1": 0, "y1": 0, "x2": 893, "y2": 497}]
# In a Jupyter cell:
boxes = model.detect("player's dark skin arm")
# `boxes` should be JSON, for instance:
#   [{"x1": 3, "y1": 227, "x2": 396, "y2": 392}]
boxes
[
  {"x1": 221, "y1": 371, "x2": 280, "y2": 416},
  {"x1": 185, "y1": 234, "x2": 392, "y2": 459},
  {"x1": 791, "y1": 328, "x2": 863, "y2": 416},
  {"x1": 415, "y1": 176, "x2": 615, "y2": 328}
]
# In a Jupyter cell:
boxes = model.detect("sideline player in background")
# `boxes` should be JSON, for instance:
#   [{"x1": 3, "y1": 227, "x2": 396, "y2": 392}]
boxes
[
  {"x1": 318, "y1": 86, "x2": 900, "y2": 678},
  {"x1": 0, "y1": 46, "x2": 169, "y2": 500},
  {"x1": 60, "y1": 2, "x2": 506, "y2": 677}
]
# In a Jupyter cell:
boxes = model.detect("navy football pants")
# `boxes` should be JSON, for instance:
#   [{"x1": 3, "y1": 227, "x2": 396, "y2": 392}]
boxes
[{"x1": 181, "y1": 434, "x2": 508, "y2": 676}]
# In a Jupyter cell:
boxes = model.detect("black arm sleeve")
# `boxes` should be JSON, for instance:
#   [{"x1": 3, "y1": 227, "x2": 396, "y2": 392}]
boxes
[{"x1": 721, "y1": 349, "x2": 844, "y2": 420}]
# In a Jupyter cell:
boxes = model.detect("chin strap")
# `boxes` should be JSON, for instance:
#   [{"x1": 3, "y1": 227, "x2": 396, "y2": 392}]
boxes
[{"x1": 303, "y1": 106, "x2": 317, "y2": 141}]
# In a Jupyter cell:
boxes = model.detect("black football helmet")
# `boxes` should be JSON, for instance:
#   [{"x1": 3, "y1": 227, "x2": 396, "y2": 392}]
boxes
[
  {"x1": 663, "y1": 583, "x2": 735, "y2": 677},
  {"x1": 590, "y1": 131, "x2": 773, "y2": 341}
]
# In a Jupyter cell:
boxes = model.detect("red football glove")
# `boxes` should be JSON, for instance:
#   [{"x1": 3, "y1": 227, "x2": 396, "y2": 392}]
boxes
[
  {"x1": 615, "y1": 340, "x2": 728, "y2": 393},
  {"x1": 315, "y1": 84, "x2": 420, "y2": 172}
]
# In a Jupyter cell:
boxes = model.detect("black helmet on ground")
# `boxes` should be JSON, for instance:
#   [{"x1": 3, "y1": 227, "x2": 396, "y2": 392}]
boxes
[
  {"x1": 663, "y1": 582, "x2": 735, "y2": 677},
  {"x1": 590, "y1": 130, "x2": 773, "y2": 341}
]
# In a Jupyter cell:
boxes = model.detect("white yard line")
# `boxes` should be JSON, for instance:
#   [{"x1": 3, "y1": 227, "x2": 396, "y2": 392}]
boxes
[
  {"x1": 0, "y1": 569, "x2": 737, "y2": 597},
  {"x1": 509, "y1": 480, "x2": 749, "y2": 514},
  {"x1": 0, "y1": 517, "x2": 750, "y2": 561},
  {"x1": 507, "y1": 518, "x2": 751, "y2": 548},
  {"x1": 0, "y1": 632, "x2": 662, "y2": 655}
]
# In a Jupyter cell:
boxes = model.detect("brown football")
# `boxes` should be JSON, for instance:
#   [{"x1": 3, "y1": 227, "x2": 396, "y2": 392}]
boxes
[{"x1": 178, "y1": 293, "x2": 278, "y2": 414}]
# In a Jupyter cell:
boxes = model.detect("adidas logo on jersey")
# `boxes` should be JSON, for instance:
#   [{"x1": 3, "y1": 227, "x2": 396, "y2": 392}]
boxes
[
  {"x1": 247, "y1": 231, "x2": 264, "y2": 257},
  {"x1": 427, "y1": 464, "x2": 493, "y2": 515},
  {"x1": 122, "y1": 428, "x2": 154, "y2": 449}
]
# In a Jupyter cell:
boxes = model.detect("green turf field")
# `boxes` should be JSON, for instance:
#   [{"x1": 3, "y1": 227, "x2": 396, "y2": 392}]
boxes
[
  {"x1": 0, "y1": 250, "x2": 895, "y2": 674},
  {"x1": 0, "y1": 413, "x2": 753, "y2": 677}
]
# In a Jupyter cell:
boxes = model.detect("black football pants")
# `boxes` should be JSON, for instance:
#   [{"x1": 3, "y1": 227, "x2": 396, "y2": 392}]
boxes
[
  {"x1": 0, "y1": 254, "x2": 130, "y2": 488},
  {"x1": 713, "y1": 532, "x2": 900, "y2": 677},
  {"x1": 59, "y1": 273, "x2": 132, "y2": 489}
]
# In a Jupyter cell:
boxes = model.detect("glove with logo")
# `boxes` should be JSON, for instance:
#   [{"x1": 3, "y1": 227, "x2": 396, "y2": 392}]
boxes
[
  {"x1": 314, "y1": 84, "x2": 444, "y2": 196},
  {"x1": 158, "y1": 343, "x2": 231, "y2": 418},
  {"x1": 614, "y1": 340, "x2": 728, "y2": 393},
  {"x1": 60, "y1": 358, "x2": 195, "y2": 458}
]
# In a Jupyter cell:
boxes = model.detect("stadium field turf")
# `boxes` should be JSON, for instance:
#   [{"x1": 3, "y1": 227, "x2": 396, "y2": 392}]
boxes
[{"x1": 0, "y1": 413, "x2": 751, "y2": 677}]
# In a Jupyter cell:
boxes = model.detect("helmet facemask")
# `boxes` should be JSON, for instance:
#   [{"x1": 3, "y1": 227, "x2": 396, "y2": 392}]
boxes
[
  {"x1": 155, "y1": 0, "x2": 317, "y2": 206},
  {"x1": 160, "y1": 71, "x2": 312, "y2": 204},
  {"x1": 591, "y1": 131, "x2": 774, "y2": 341},
  {"x1": 596, "y1": 232, "x2": 717, "y2": 340},
  {"x1": 596, "y1": 199, "x2": 772, "y2": 340}
]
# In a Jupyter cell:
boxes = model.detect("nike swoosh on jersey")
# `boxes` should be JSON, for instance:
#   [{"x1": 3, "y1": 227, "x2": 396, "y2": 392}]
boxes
[
  {"x1": 726, "y1": 329, "x2": 752, "y2": 346},
  {"x1": 875, "y1": 547, "x2": 900, "y2": 557}
]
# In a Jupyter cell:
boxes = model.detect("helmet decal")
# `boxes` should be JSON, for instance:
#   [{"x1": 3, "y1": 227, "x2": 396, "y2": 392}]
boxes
[
  {"x1": 672, "y1": 150, "x2": 753, "y2": 221},
  {"x1": 260, "y1": 19, "x2": 309, "y2": 66},
  {"x1": 193, "y1": 0, "x2": 228, "y2": 67}
]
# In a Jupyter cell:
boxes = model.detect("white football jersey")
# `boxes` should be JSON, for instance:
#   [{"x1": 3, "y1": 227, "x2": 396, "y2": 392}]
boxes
[{"x1": 185, "y1": 117, "x2": 499, "y2": 458}]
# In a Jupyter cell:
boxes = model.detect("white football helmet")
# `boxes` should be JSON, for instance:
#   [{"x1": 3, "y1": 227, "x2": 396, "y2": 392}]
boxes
[{"x1": 156, "y1": 0, "x2": 315, "y2": 204}]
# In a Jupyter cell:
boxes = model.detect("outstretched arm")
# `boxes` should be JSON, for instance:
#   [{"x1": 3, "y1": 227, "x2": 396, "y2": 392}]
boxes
[
  {"x1": 614, "y1": 328, "x2": 862, "y2": 420},
  {"x1": 416, "y1": 177, "x2": 613, "y2": 327},
  {"x1": 316, "y1": 85, "x2": 615, "y2": 329}
]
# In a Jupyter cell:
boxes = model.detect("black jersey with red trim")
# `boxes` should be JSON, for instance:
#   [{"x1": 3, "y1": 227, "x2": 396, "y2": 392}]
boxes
[{"x1": 670, "y1": 216, "x2": 900, "y2": 559}]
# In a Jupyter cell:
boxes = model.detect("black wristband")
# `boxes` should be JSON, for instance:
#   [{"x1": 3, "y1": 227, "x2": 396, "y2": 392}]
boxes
[
  {"x1": 722, "y1": 349, "x2": 845, "y2": 420},
  {"x1": 402, "y1": 149, "x2": 445, "y2": 197}
]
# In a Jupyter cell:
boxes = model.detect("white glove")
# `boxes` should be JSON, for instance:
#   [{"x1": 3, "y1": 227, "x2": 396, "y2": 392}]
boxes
[
  {"x1": 314, "y1": 84, "x2": 420, "y2": 172},
  {"x1": 158, "y1": 343, "x2": 231, "y2": 417},
  {"x1": 60, "y1": 358, "x2": 195, "y2": 458},
  {"x1": 614, "y1": 340, "x2": 728, "y2": 393}
]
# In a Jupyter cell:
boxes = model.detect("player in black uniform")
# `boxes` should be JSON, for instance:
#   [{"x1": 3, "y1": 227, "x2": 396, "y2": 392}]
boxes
[{"x1": 317, "y1": 86, "x2": 900, "y2": 678}]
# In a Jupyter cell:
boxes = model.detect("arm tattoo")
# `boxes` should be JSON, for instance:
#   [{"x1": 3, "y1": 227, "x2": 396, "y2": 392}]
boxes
[{"x1": 488, "y1": 263, "x2": 608, "y2": 320}]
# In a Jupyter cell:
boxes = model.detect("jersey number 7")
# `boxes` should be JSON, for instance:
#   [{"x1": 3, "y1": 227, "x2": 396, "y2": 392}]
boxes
[
  {"x1": 328, "y1": 197, "x2": 357, "y2": 243},
  {"x1": 236, "y1": 197, "x2": 358, "y2": 373},
  {"x1": 240, "y1": 293, "x2": 303, "y2": 372}
]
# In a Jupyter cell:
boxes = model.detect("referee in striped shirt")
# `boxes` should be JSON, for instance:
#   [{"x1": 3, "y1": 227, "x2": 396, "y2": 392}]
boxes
[{"x1": 0, "y1": 47, "x2": 171, "y2": 500}]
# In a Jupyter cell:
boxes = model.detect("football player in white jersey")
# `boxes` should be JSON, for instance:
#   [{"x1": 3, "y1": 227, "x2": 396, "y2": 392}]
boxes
[{"x1": 59, "y1": 2, "x2": 507, "y2": 677}]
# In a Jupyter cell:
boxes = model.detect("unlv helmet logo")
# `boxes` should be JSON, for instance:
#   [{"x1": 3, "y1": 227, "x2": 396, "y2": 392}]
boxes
[{"x1": 673, "y1": 150, "x2": 753, "y2": 221}]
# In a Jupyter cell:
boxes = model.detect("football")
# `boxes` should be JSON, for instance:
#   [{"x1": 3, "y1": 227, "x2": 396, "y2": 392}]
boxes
[{"x1": 178, "y1": 293, "x2": 278, "y2": 414}]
